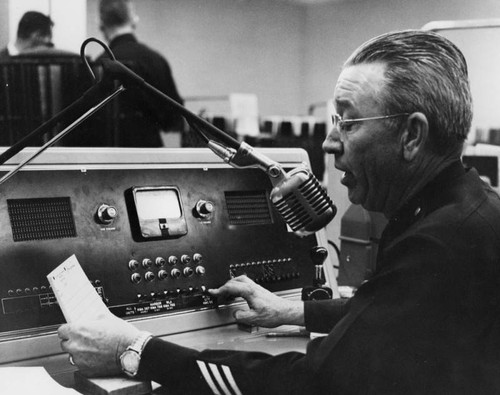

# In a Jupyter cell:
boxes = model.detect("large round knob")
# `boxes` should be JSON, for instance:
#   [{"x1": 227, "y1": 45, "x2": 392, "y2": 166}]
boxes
[
  {"x1": 183, "y1": 267, "x2": 194, "y2": 277},
  {"x1": 195, "y1": 200, "x2": 215, "y2": 218},
  {"x1": 96, "y1": 204, "x2": 117, "y2": 225},
  {"x1": 171, "y1": 268, "x2": 181, "y2": 278}
]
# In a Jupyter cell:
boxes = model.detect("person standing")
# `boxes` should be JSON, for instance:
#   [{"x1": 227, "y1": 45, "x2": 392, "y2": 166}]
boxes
[{"x1": 97, "y1": 0, "x2": 184, "y2": 147}]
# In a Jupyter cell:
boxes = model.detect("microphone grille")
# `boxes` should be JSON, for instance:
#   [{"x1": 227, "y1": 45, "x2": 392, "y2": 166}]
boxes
[{"x1": 272, "y1": 169, "x2": 336, "y2": 235}]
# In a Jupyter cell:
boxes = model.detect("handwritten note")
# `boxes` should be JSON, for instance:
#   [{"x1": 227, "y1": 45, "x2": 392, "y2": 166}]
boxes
[{"x1": 47, "y1": 255, "x2": 111, "y2": 323}]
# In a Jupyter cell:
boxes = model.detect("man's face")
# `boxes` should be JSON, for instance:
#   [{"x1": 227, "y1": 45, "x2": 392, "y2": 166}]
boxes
[{"x1": 323, "y1": 62, "x2": 404, "y2": 213}]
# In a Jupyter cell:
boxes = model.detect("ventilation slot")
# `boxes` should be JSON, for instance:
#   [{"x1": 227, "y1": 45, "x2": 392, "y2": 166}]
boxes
[
  {"x1": 225, "y1": 191, "x2": 272, "y2": 225},
  {"x1": 8, "y1": 197, "x2": 77, "y2": 241}
]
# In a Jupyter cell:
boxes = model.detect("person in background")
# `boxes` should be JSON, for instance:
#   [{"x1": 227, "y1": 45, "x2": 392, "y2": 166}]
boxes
[
  {"x1": 97, "y1": 0, "x2": 184, "y2": 147},
  {"x1": 58, "y1": 30, "x2": 500, "y2": 394},
  {"x1": 0, "y1": 11, "x2": 53, "y2": 59},
  {"x1": 0, "y1": 11, "x2": 77, "y2": 59}
]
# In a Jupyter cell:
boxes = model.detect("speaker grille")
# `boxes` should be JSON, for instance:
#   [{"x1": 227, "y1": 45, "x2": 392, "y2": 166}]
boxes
[
  {"x1": 8, "y1": 197, "x2": 76, "y2": 241},
  {"x1": 225, "y1": 191, "x2": 272, "y2": 225}
]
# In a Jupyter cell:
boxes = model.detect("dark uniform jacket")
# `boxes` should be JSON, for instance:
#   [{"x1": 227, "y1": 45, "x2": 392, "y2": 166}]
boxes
[
  {"x1": 137, "y1": 161, "x2": 500, "y2": 394},
  {"x1": 96, "y1": 33, "x2": 184, "y2": 147}
]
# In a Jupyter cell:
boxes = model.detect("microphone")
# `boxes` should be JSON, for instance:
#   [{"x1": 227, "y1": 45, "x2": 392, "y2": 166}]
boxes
[
  {"x1": 208, "y1": 140, "x2": 336, "y2": 236},
  {"x1": 270, "y1": 165, "x2": 336, "y2": 236},
  {"x1": 100, "y1": 56, "x2": 337, "y2": 236}
]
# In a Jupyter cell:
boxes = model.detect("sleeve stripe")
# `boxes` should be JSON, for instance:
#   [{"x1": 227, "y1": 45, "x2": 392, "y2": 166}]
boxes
[
  {"x1": 197, "y1": 360, "x2": 222, "y2": 395},
  {"x1": 208, "y1": 363, "x2": 233, "y2": 395},
  {"x1": 221, "y1": 365, "x2": 243, "y2": 395}
]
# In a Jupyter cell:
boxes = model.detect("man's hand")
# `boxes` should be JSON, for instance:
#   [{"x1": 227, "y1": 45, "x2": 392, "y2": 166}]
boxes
[
  {"x1": 209, "y1": 275, "x2": 305, "y2": 328},
  {"x1": 58, "y1": 315, "x2": 140, "y2": 377}
]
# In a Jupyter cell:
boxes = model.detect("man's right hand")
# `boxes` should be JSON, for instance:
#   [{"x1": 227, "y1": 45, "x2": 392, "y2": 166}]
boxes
[{"x1": 209, "y1": 275, "x2": 305, "y2": 328}]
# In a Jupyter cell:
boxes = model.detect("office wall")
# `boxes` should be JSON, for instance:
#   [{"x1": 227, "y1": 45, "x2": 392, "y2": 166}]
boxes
[
  {"x1": 0, "y1": 1, "x2": 8, "y2": 47},
  {"x1": 303, "y1": 0, "x2": 500, "y2": 131},
  {"x1": 86, "y1": 0, "x2": 307, "y2": 118}
]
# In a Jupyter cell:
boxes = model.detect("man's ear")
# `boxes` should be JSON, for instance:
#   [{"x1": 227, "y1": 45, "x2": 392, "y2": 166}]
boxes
[{"x1": 401, "y1": 112, "x2": 428, "y2": 161}]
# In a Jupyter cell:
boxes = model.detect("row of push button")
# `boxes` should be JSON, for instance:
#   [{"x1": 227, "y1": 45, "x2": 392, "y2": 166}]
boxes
[
  {"x1": 130, "y1": 266, "x2": 206, "y2": 284},
  {"x1": 128, "y1": 253, "x2": 203, "y2": 271}
]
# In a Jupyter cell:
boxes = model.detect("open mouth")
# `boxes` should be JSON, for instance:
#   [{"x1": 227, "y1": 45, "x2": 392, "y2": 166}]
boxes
[{"x1": 341, "y1": 171, "x2": 355, "y2": 186}]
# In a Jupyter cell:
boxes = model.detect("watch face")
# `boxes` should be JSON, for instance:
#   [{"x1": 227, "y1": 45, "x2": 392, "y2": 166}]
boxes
[{"x1": 121, "y1": 350, "x2": 141, "y2": 376}]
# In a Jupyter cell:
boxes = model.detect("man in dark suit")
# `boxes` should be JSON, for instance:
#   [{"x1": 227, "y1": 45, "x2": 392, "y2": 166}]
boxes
[
  {"x1": 95, "y1": 0, "x2": 184, "y2": 147},
  {"x1": 58, "y1": 30, "x2": 500, "y2": 394},
  {"x1": 0, "y1": 11, "x2": 60, "y2": 59}
]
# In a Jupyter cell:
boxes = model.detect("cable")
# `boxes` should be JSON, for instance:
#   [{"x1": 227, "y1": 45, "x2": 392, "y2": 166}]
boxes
[{"x1": 327, "y1": 239, "x2": 341, "y2": 269}]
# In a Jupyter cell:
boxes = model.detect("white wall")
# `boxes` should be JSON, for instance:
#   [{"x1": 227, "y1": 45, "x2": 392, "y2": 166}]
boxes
[
  {"x1": 86, "y1": 0, "x2": 307, "y2": 118},
  {"x1": 303, "y1": 0, "x2": 500, "y2": 132}
]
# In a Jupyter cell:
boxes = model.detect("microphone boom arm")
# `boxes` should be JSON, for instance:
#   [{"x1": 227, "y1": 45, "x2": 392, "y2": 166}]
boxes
[
  {"x1": 100, "y1": 58, "x2": 336, "y2": 236},
  {"x1": 100, "y1": 59, "x2": 288, "y2": 183}
]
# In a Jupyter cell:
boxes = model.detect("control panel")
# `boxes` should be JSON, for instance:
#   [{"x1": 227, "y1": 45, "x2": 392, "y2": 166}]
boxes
[{"x1": 0, "y1": 148, "x2": 336, "y2": 356}]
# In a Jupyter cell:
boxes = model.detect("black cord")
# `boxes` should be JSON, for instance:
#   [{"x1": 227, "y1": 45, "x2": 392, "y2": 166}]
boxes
[
  {"x1": 79, "y1": 37, "x2": 116, "y2": 84},
  {"x1": 327, "y1": 239, "x2": 341, "y2": 269}
]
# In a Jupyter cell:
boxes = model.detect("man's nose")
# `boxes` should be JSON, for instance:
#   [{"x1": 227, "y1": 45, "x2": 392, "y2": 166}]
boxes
[{"x1": 322, "y1": 128, "x2": 344, "y2": 155}]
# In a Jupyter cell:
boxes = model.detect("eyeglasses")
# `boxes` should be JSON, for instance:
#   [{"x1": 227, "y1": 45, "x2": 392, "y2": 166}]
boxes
[{"x1": 331, "y1": 113, "x2": 409, "y2": 136}]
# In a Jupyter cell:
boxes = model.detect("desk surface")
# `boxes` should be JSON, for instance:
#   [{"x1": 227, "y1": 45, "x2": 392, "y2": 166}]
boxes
[{"x1": 2, "y1": 324, "x2": 310, "y2": 394}]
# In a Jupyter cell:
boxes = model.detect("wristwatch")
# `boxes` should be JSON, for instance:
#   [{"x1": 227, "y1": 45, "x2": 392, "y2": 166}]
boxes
[{"x1": 119, "y1": 331, "x2": 153, "y2": 378}]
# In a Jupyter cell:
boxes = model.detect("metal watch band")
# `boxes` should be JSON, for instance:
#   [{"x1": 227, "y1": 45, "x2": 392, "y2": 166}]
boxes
[{"x1": 128, "y1": 331, "x2": 153, "y2": 355}]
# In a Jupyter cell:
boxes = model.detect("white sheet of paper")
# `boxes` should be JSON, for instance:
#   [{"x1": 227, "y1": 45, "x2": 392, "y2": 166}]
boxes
[
  {"x1": 47, "y1": 254, "x2": 111, "y2": 323},
  {"x1": 0, "y1": 367, "x2": 81, "y2": 394}
]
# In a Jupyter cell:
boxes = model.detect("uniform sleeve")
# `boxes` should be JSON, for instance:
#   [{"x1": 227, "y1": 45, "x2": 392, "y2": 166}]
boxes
[
  {"x1": 137, "y1": 335, "x2": 330, "y2": 395},
  {"x1": 304, "y1": 297, "x2": 351, "y2": 333}
]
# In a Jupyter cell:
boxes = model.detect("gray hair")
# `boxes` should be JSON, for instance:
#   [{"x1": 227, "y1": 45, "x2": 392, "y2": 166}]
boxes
[{"x1": 345, "y1": 30, "x2": 473, "y2": 157}]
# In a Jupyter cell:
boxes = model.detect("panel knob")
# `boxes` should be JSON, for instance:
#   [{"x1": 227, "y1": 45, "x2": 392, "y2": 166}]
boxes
[
  {"x1": 144, "y1": 271, "x2": 155, "y2": 282},
  {"x1": 130, "y1": 273, "x2": 141, "y2": 284},
  {"x1": 96, "y1": 204, "x2": 117, "y2": 225},
  {"x1": 142, "y1": 258, "x2": 153, "y2": 269},
  {"x1": 155, "y1": 257, "x2": 166, "y2": 267},
  {"x1": 195, "y1": 200, "x2": 215, "y2": 218},
  {"x1": 158, "y1": 270, "x2": 168, "y2": 280},
  {"x1": 195, "y1": 266, "x2": 206, "y2": 276},
  {"x1": 171, "y1": 268, "x2": 181, "y2": 278},
  {"x1": 168, "y1": 255, "x2": 178, "y2": 265},
  {"x1": 128, "y1": 259, "x2": 139, "y2": 271},
  {"x1": 183, "y1": 267, "x2": 194, "y2": 277}
]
